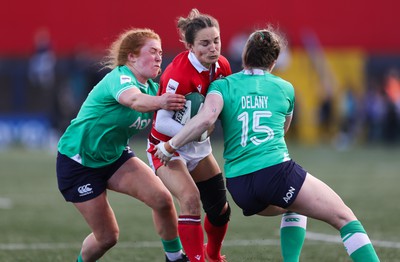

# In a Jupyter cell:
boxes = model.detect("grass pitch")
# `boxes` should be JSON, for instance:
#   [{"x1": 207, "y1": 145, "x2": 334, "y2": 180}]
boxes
[{"x1": 0, "y1": 140, "x2": 399, "y2": 261}]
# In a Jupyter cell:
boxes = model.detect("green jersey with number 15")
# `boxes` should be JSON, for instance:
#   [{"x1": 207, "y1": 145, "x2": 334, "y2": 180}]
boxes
[{"x1": 208, "y1": 69, "x2": 295, "y2": 178}]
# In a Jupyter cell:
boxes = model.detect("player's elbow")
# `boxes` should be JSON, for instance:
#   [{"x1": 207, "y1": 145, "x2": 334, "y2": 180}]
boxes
[
  {"x1": 201, "y1": 119, "x2": 214, "y2": 130},
  {"x1": 129, "y1": 98, "x2": 153, "y2": 112},
  {"x1": 201, "y1": 113, "x2": 217, "y2": 129}
]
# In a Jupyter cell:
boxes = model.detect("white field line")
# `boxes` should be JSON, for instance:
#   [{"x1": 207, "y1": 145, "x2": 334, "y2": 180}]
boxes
[
  {"x1": 306, "y1": 232, "x2": 400, "y2": 248},
  {"x1": 0, "y1": 232, "x2": 399, "y2": 250}
]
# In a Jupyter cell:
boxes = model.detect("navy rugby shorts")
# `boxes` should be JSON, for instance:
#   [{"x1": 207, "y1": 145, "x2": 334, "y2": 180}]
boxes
[
  {"x1": 56, "y1": 147, "x2": 135, "y2": 203},
  {"x1": 226, "y1": 160, "x2": 307, "y2": 216}
]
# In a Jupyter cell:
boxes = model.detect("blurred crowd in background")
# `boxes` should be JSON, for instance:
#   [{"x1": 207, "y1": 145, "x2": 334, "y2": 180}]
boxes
[{"x1": 0, "y1": 26, "x2": 399, "y2": 151}]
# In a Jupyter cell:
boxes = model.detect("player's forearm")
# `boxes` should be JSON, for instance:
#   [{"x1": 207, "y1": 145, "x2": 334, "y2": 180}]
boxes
[
  {"x1": 155, "y1": 109, "x2": 183, "y2": 137},
  {"x1": 167, "y1": 96, "x2": 220, "y2": 152},
  {"x1": 169, "y1": 114, "x2": 211, "y2": 148},
  {"x1": 129, "y1": 93, "x2": 163, "y2": 112}
]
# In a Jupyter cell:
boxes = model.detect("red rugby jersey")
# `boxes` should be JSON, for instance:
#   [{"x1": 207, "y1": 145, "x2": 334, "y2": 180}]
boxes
[{"x1": 150, "y1": 50, "x2": 232, "y2": 141}]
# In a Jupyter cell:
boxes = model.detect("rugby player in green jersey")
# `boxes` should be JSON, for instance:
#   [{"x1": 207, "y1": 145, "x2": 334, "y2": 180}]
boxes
[
  {"x1": 155, "y1": 26, "x2": 380, "y2": 262},
  {"x1": 56, "y1": 28, "x2": 189, "y2": 262}
]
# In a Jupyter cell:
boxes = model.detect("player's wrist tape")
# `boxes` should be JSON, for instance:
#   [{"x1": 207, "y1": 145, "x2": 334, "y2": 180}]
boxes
[
  {"x1": 169, "y1": 141, "x2": 179, "y2": 150},
  {"x1": 159, "y1": 143, "x2": 174, "y2": 157}
]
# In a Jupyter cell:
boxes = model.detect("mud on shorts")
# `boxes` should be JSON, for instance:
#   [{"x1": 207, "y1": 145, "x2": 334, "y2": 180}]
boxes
[{"x1": 226, "y1": 160, "x2": 307, "y2": 216}]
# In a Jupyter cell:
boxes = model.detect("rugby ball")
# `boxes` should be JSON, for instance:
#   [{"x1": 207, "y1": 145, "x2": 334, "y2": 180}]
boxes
[
  {"x1": 173, "y1": 92, "x2": 205, "y2": 125},
  {"x1": 185, "y1": 92, "x2": 205, "y2": 118}
]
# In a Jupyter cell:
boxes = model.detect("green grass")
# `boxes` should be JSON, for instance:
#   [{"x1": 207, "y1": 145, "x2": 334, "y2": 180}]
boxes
[{"x1": 1, "y1": 140, "x2": 399, "y2": 261}]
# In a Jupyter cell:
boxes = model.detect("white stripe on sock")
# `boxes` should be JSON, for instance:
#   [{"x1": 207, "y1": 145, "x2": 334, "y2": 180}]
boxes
[
  {"x1": 178, "y1": 217, "x2": 201, "y2": 223},
  {"x1": 280, "y1": 214, "x2": 307, "y2": 229},
  {"x1": 342, "y1": 232, "x2": 371, "y2": 255}
]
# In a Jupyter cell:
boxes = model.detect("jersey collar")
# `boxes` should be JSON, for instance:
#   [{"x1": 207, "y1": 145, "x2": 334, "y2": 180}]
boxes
[
  {"x1": 243, "y1": 69, "x2": 266, "y2": 75},
  {"x1": 188, "y1": 51, "x2": 220, "y2": 73}
]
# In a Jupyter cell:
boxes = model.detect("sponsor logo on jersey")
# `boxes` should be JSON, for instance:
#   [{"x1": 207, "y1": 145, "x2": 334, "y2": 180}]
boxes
[
  {"x1": 166, "y1": 79, "x2": 179, "y2": 93},
  {"x1": 129, "y1": 117, "x2": 151, "y2": 129},
  {"x1": 78, "y1": 183, "x2": 93, "y2": 197},
  {"x1": 120, "y1": 75, "x2": 132, "y2": 84},
  {"x1": 196, "y1": 84, "x2": 202, "y2": 93}
]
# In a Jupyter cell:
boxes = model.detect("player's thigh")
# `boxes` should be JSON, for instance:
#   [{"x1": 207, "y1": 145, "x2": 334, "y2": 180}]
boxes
[
  {"x1": 74, "y1": 192, "x2": 119, "y2": 239},
  {"x1": 191, "y1": 154, "x2": 221, "y2": 182},
  {"x1": 157, "y1": 160, "x2": 199, "y2": 202},
  {"x1": 257, "y1": 205, "x2": 287, "y2": 217},
  {"x1": 288, "y1": 173, "x2": 356, "y2": 228},
  {"x1": 107, "y1": 157, "x2": 172, "y2": 208}
]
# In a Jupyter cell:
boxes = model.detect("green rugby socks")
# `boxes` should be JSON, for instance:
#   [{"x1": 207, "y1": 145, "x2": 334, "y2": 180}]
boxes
[
  {"x1": 76, "y1": 252, "x2": 83, "y2": 262},
  {"x1": 162, "y1": 237, "x2": 184, "y2": 261},
  {"x1": 280, "y1": 212, "x2": 307, "y2": 262},
  {"x1": 340, "y1": 220, "x2": 380, "y2": 261}
]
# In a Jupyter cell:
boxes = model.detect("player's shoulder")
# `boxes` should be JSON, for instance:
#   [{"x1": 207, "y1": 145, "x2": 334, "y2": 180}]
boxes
[
  {"x1": 220, "y1": 71, "x2": 242, "y2": 82},
  {"x1": 209, "y1": 74, "x2": 230, "y2": 91},
  {"x1": 107, "y1": 65, "x2": 137, "y2": 84},
  {"x1": 163, "y1": 52, "x2": 191, "y2": 77},
  {"x1": 267, "y1": 73, "x2": 295, "y2": 98},
  {"x1": 161, "y1": 54, "x2": 193, "y2": 87},
  {"x1": 170, "y1": 51, "x2": 191, "y2": 69},
  {"x1": 99, "y1": 66, "x2": 138, "y2": 93},
  {"x1": 212, "y1": 71, "x2": 245, "y2": 90},
  {"x1": 270, "y1": 73, "x2": 294, "y2": 89}
]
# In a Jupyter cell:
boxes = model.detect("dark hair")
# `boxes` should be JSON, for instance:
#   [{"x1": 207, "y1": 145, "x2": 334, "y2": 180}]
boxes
[
  {"x1": 177, "y1": 8, "x2": 220, "y2": 46},
  {"x1": 242, "y1": 25, "x2": 287, "y2": 70},
  {"x1": 102, "y1": 28, "x2": 160, "y2": 70}
]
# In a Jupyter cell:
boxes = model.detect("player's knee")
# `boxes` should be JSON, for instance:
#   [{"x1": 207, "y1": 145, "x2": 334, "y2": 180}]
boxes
[
  {"x1": 153, "y1": 189, "x2": 175, "y2": 211},
  {"x1": 209, "y1": 202, "x2": 231, "y2": 226},
  {"x1": 334, "y1": 206, "x2": 357, "y2": 229},
  {"x1": 98, "y1": 229, "x2": 119, "y2": 250},
  {"x1": 181, "y1": 190, "x2": 202, "y2": 214},
  {"x1": 197, "y1": 173, "x2": 230, "y2": 226},
  {"x1": 101, "y1": 236, "x2": 118, "y2": 251}
]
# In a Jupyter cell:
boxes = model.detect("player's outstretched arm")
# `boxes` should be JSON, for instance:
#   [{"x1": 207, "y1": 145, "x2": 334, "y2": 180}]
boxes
[
  {"x1": 119, "y1": 88, "x2": 185, "y2": 112},
  {"x1": 155, "y1": 93, "x2": 223, "y2": 165}
]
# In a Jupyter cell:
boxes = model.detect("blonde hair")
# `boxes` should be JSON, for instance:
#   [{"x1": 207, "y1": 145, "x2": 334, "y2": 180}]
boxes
[{"x1": 101, "y1": 28, "x2": 161, "y2": 70}]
